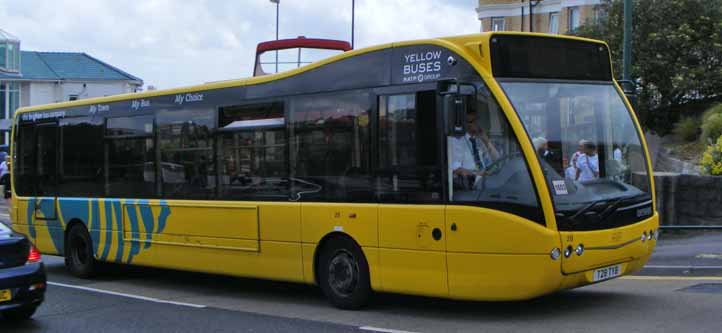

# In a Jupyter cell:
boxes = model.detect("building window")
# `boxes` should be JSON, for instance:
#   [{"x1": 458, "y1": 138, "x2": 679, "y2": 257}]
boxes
[
  {"x1": 593, "y1": 5, "x2": 605, "y2": 23},
  {"x1": 0, "y1": 44, "x2": 6, "y2": 69},
  {"x1": 0, "y1": 83, "x2": 5, "y2": 120},
  {"x1": 492, "y1": 17, "x2": 505, "y2": 32},
  {"x1": 568, "y1": 7, "x2": 581, "y2": 31},
  {"x1": 1, "y1": 82, "x2": 20, "y2": 144},
  {"x1": 0, "y1": 42, "x2": 20, "y2": 72},
  {"x1": 549, "y1": 12, "x2": 560, "y2": 34}
]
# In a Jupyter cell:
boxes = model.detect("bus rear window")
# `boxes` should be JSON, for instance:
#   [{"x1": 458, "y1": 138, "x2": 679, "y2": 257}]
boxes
[{"x1": 490, "y1": 35, "x2": 612, "y2": 81}]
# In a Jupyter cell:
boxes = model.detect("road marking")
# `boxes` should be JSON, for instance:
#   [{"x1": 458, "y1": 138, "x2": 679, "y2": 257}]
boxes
[
  {"x1": 48, "y1": 281, "x2": 207, "y2": 308},
  {"x1": 644, "y1": 265, "x2": 722, "y2": 269},
  {"x1": 360, "y1": 326, "x2": 421, "y2": 333},
  {"x1": 623, "y1": 276, "x2": 722, "y2": 281},
  {"x1": 696, "y1": 253, "x2": 722, "y2": 260}
]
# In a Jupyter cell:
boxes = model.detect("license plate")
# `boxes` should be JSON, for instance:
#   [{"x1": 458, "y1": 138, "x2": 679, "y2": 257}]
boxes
[
  {"x1": 593, "y1": 264, "x2": 622, "y2": 282},
  {"x1": 0, "y1": 289, "x2": 11, "y2": 302}
]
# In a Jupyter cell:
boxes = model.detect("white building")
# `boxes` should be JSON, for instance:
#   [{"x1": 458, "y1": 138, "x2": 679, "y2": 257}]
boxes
[{"x1": 0, "y1": 29, "x2": 143, "y2": 146}]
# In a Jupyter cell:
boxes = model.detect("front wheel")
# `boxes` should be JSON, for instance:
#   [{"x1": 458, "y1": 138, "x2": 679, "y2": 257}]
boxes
[
  {"x1": 2, "y1": 306, "x2": 37, "y2": 321},
  {"x1": 318, "y1": 237, "x2": 372, "y2": 310},
  {"x1": 65, "y1": 224, "x2": 96, "y2": 278}
]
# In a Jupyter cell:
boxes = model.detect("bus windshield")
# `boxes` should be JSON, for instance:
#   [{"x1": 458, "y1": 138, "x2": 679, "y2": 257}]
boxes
[{"x1": 500, "y1": 81, "x2": 653, "y2": 231}]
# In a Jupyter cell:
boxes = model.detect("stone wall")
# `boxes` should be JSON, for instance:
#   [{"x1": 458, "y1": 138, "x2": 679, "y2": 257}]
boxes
[{"x1": 652, "y1": 172, "x2": 722, "y2": 226}]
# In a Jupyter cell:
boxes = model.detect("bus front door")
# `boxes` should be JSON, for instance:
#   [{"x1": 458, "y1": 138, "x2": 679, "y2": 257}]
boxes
[{"x1": 31, "y1": 123, "x2": 62, "y2": 254}]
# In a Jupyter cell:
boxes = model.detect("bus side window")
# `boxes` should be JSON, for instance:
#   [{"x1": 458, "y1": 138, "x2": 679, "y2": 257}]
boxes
[
  {"x1": 217, "y1": 102, "x2": 289, "y2": 201},
  {"x1": 157, "y1": 107, "x2": 215, "y2": 200},
  {"x1": 449, "y1": 85, "x2": 542, "y2": 224},
  {"x1": 377, "y1": 91, "x2": 442, "y2": 203},
  {"x1": 14, "y1": 125, "x2": 36, "y2": 196},
  {"x1": 105, "y1": 116, "x2": 157, "y2": 198},
  {"x1": 59, "y1": 117, "x2": 104, "y2": 197},
  {"x1": 290, "y1": 91, "x2": 373, "y2": 202}
]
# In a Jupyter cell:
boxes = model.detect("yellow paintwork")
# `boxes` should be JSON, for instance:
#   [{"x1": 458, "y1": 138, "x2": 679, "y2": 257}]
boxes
[
  {"x1": 10, "y1": 32, "x2": 658, "y2": 302},
  {"x1": 560, "y1": 213, "x2": 659, "y2": 274},
  {"x1": 378, "y1": 248, "x2": 449, "y2": 297},
  {"x1": 445, "y1": 205, "x2": 558, "y2": 254},
  {"x1": 301, "y1": 203, "x2": 378, "y2": 246},
  {"x1": 447, "y1": 253, "x2": 562, "y2": 300},
  {"x1": 378, "y1": 205, "x2": 448, "y2": 296},
  {"x1": 138, "y1": 201, "x2": 260, "y2": 251}
]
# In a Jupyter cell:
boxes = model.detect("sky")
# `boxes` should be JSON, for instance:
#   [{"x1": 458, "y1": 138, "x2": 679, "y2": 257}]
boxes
[{"x1": 0, "y1": 0, "x2": 479, "y2": 89}]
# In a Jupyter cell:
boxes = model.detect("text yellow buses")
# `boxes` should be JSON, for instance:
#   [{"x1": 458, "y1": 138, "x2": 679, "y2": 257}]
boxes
[{"x1": 10, "y1": 32, "x2": 658, "y2": 309}]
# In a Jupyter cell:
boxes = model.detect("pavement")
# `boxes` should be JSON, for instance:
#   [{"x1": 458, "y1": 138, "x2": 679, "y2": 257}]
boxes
[
  {"x1": 642, "y1": 230, "x2": 722, "y2": 276},
  {"x1": 3, "y1": 279, "x2": 365, "y2": 333}
]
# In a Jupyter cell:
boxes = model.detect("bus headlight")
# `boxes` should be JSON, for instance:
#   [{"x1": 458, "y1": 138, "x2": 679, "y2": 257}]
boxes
[
  {"x1": 551, "y1": 248, "x2": 561, "y2": 260},
  {"x1": 575, "y1": 244, "x2": 584, "y2": 256},
  {"x1": 641, "y1": 232, "x2": 647, "y2": 242},
  {"x1": 564, "y1": 246, "x2": 573, "y2": 258},
  {"x1": 647, "y1": 230, "x2": 653, "y2": 241},
  {"x1": 653, "y1": 229, "x2": 659, "y2": 240}
]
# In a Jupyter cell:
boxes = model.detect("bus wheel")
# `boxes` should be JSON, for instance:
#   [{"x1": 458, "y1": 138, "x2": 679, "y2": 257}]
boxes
[
  {"x1": 65, "y1": 224, "x2": 96, "y2": 278},
  {"x1": 318, "y1": 237, "x2": 371, "y2": 310}
]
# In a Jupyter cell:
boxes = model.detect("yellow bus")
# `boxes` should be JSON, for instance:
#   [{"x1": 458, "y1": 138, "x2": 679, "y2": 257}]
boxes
[{"x1": 10, "y1": 32, "x2": 658, "y2": 309}]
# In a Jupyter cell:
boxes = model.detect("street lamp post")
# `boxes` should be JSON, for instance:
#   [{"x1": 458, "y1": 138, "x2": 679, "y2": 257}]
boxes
[
  {"x1": 270, "y1": 0, "x2": 279, "y2": 73},
  {"x1": 529, "y1": 0, "x2": 541, "y2": 32},
  {"x1": 622, "y1": 0, "x2": 633, "y2": 91}
]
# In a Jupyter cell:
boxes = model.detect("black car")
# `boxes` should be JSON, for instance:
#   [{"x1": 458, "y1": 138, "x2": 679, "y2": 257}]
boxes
[{"x1": 0, "y1": 222, "x2": 46, "y2": 321}]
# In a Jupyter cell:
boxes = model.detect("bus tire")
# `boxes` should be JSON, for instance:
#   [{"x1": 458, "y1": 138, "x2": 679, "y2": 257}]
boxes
[
  {"x1": 65, "y1": 224, "x2": 96, "y2": 278},
  {"x1": 318, "y1": 236, "x2": 371, "y2": 310}
]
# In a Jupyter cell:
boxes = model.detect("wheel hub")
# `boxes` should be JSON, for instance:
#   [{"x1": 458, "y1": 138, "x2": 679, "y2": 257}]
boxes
[{"x1": 328, "y1": 250, "x2": 358, "y2": 296}]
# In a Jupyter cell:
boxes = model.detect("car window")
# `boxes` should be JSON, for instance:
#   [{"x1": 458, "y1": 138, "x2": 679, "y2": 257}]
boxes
[{"x1": 0, "y1": 221, "x2": 11, "y2": 236}]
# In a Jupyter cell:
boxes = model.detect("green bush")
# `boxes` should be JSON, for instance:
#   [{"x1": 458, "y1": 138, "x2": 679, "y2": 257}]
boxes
[
  {"x1": 673, "y1": 117, "x2": 700, "y2": 142},
  {"x1": 701, "y1": 135, "x2": 722, "y2": 175},
  {"x1": 701, "y1": 104, "x2": 722, "y2": 144}
]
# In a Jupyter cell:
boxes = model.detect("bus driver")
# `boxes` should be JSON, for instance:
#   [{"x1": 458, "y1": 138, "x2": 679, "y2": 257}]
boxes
[{"x1": 449, "y1": 112, "x2": 500, "y2": 189}]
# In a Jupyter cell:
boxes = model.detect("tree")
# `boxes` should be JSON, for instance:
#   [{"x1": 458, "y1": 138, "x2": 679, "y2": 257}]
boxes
[{"x1": 573, "y1": 0, "x2": 722, "y2": 135}]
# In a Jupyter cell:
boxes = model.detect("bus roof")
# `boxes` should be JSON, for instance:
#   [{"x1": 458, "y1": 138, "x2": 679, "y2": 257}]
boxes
[{"x1": 14, "y1": 32, "x2": 607, "y2": 115}]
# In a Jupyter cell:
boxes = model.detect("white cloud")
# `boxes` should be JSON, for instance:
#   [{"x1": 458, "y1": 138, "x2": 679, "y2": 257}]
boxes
[{"x1": 0, "y1": 0, "x2": 478, "y2": 89}]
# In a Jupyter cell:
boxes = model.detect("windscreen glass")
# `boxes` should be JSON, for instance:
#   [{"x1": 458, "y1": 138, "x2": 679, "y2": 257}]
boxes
[{"x1": 501, "y1": 81, "x2": 652, "y2": 231}]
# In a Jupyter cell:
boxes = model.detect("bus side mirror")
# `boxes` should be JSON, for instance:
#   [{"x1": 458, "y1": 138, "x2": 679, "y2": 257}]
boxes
[{"x1": 443, "y1": 94, "x2": 466, "y2": 136}]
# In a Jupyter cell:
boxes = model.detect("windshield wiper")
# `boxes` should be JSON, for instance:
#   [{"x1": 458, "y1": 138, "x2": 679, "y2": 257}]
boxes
[
  {"x1": 569, "y1": 199, "x2": 607, "y2": 221},
  {"x1": 567, "y1": 195, "x2": 641, "y2": 224},
  {"x1": 596, "y1": 197, "x2": 626, "y2": 223}
]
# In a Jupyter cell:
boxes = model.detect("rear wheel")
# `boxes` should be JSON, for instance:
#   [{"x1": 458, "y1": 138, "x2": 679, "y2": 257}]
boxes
[
  {"x1": 318, "y1": 237, "x2": 371, "y2": 310},
  {"x1": 2, "y1": 306, "x2": 37, "y2": 321},
  {"x1": 65, "y1": 224, "x2": 96, "y2": 278}
]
